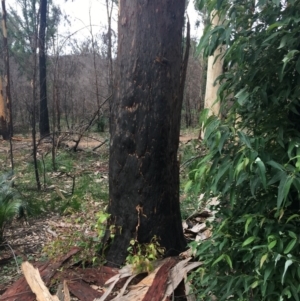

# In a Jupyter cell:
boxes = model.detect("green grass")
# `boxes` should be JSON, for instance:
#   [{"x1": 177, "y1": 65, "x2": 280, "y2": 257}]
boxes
[
  {"x1": 179, "y1": 138, "x2": 206, "y2": 219},
  {"x1": 0, "y1": 137, "x2": 109, "y2": 221},
  {"x1": 1, "y1": 129, "x2": 199, "y2": 231}
]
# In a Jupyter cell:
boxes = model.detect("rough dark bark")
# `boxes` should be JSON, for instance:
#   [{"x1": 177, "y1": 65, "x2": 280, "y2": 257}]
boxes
[
  {"x1": 32, "y1": 18, "x2": 41, "y2": 191},
  {"x1": 39, "y1": 0, "x2": 50, "y2": 137},
  {"x1": 1, "y1": 0, "x2": 12, "y2": 140},
  {"x1": 107, "y1": 0, "x2": 187, "y2": 267}
]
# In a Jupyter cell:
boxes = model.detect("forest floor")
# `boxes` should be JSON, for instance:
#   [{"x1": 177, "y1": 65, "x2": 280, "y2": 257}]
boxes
[{"x1": 0, "y1": 129, "x2": 205, "y2": 300}]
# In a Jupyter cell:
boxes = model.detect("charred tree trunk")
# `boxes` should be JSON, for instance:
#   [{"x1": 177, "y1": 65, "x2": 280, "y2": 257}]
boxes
[
  {"x1": 107, "y1": 0, "x2": 187, "y2": 267},
  {"x1": 1, "y1": 0, "x2": 12, "y2": 140},
  {"x1": 39, "y1": 0, "x2": 50, "y2": 138},
  {"x1": 32, "y1": 30, "x2": 41, "y2": 191}
]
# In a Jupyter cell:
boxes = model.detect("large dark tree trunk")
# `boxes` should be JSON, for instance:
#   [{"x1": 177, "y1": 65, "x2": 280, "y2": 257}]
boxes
[
  {"x1": 106, "y1": 0, "x2": 187, "y2": 267},
  {"x1": 1, "y1": 0, "x2": 12, "y2": 140},
  {"x1": 39, "y1": 0, "x2": 50, "y2": 137}
]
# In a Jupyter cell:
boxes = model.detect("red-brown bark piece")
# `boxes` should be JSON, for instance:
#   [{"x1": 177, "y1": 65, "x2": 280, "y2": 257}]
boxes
[
  {"x1": 67, "y1": 280, "x2": 104, "y2": 301},
  {"x1": 74, "y1": 266, "x2": 119, "y2": 287},
  {"x1": 0, "y1": 247, "x2": 80, "y2": 301},
  {"x1": 53, "y1": 266, "x2": 119, "y2": 287},
  {"x1": 142, "y1": 257, "x2": 178, "y2": 301}
]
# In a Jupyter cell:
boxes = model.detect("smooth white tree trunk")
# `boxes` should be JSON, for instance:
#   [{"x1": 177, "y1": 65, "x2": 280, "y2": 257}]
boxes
[{"x1": 204, "y1": 10, "x2": 223, "y2": 117}]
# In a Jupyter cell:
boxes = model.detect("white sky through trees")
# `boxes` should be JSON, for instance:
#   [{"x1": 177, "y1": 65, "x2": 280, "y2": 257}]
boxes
[
  {"x1": 55, "y1": 0, "x2": 202, "y2": 37},
  {"x1": 9, "y1": 0, "x2": 202, "y2": 54}
]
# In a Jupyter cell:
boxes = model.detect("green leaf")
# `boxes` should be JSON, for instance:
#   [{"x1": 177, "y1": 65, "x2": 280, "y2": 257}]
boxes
[
  {"x1": 96, "y1": 212, "x2": 110, "y2": 224},
  {"x1": 286, "y1": 214, "x2": 300, "y2": 223},
  {"x1": 267, "y1": 23, "x2": 283, "y2": 32},
  {"x1": 184, "y1": 180, "x2": 193, "y2": 192},
  {"x1": 288, "y1": 231, "x2": 297, "y2": 239},
  {"x1": 264, "y1": 265, "x2": 272, "y2": 284},
  {"x1": 199, "y1": 108, "x2": 210, "y2": 127},
  {"x1": 263, "y1": 31, "x2": 281, "y2": 44},
  {"x1": 268, "y1": 171, "x2": 285, "y2": 185},
  {"x1": 288, "y1": 140, "x2": 298, "y2": 159},
  {"x1": 223, "y1": 254, "x2": 233, "y2": 269},
  {"x1": 282, "y1": 259, "x2": 293, "y2": 284},
  {"x1": 242, "y1": 236, "x2": 256, "y2": 247},
  {"x1": 204, "y1": 117, "x2": 220, "y2": 140},
  {"x1": 251, "y1": 280, "x2": 259, "y2": 288},
  {"x1": 267, "y1": 160, "x2": 284, "y2": 171},
  {"x1": 281, "y1": 50, "x2": 300, "y2": 80},
  {"x1": 244, "y1": 216, "x2": 253, "y2": 235},
  {"x1": 268, "y1": 240, "x2": 277, "y2": 250},
  {"x1": 275, "y1": 254, "x2": 282, "y2": 266},
  {"x1": 278, "y1": 34, "x2": 288, "y2": 49},
  {"x1": 213, "y1": 160, "x2": 231, "y2": 190},
  {"x1": 293, "y1": 177, "x2": 300, "y2": 192},
  {"x1": 212, "y1": 254, "x2": 224, "y2": 266},
  {"x1": 217, "y1": 218, "x2": 229, "y2": 233},
  {"x1": 235, "y1": 88, "x2": 249, "y2": 106},
  {"x1": 277, "y1": 174, "x2": 293, "y2": 209},
  {"x1": 256, "y1": 159, "x2": 267, "y2": 189},
  {"x1": 250, "y1": 176, "x2": 260, "y2": 196},
  {"x1": 290, "y1": 284, "x2": 300, "y2": 301},
  {"x1": 238, "y1": 131, "x2": 252, "y2": 148},
  {"x1": 284, "y1": 238, "x2": 297, "y2": 254},
  {"x1": 260, "y1": 253, "x2": 268, "y2": 268}
]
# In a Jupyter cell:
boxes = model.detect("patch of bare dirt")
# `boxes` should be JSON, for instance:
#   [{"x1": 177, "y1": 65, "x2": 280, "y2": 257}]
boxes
[{"x1": 179, "y1": 134, "x2": 199, "y2": 143}]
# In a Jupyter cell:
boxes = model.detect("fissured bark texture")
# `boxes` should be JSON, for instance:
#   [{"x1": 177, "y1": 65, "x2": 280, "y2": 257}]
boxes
[
  {"x1": 107, "y1": 0, "x2": 186, "y2": 266},
  {"x1": 39, "y1": 0, "x2": 50, "y2": 137}
]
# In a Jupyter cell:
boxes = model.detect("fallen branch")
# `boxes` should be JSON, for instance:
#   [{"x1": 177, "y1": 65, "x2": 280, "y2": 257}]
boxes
[
  {"x1": 93, "y1": 139, "x2": 108, "y2": 151},
  {"x1": 73, "y1": 95, "x2": 112, "y2": 152}
]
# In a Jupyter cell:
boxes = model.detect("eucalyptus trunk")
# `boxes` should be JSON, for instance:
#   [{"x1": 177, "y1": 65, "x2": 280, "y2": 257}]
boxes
[
  {"x1": 107, "y1": 0, "x2": 187, "y2": 266},
  {"x1": 1, "y1": 0, "x2": 12, "y2": 140},
  {"x1": 204, "y1": 10, "x2": 223, "y2": 117},
  {"x1": 39, "y1": 0, "x2": 50, "y2": 137}
]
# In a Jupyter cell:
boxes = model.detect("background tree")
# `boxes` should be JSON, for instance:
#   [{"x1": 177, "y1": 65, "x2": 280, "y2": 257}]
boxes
[
  {"x1": 1, "y1": 0, "x2": 12, "y2": 140},
  {"x1": 182, "y1": 40, "x2": 205, "y2": 128},
  {"x1": 105, "y1": 0, "x2": 115, "y2": 97},
  {"x1": 0, "y1": 78, "x2": 8, "y2": 139},
  {"x1": 39, "y1": 0, "x2": 50, "y2": 137},
  {"x1": 203, "y1": 10, "x2": 223, "y2": 117},
  {"x1": 106, "y1": 0, "x2": 188, "y2": 266}
]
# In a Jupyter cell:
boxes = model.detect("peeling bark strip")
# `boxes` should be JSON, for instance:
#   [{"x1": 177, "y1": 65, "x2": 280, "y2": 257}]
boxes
[
  {"x1": 107, "y1": 0, "x2": 187, "y2": 266},
  {"x1": 21, "y1": 262, "x2": 60, "y2": 301},
  {"x1": 142, "y1": 257, "x2": 178, "y2": 301}
]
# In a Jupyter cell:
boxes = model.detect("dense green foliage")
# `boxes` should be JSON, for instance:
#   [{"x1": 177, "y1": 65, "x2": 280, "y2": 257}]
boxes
[{"x1": 190, "y1": 0, "x2": 300, "y2": 300}]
